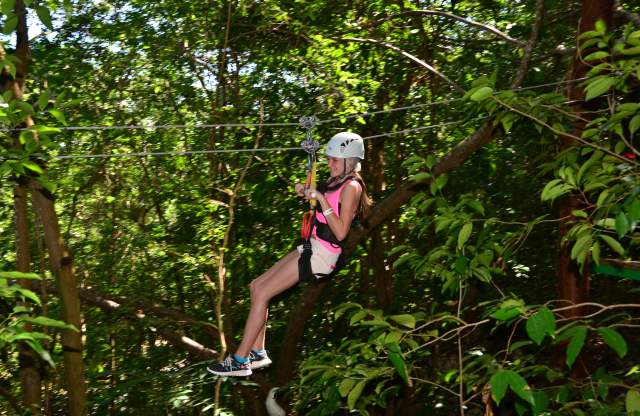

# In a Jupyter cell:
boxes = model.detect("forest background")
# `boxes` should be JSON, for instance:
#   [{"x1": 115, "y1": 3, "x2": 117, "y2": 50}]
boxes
[{"x1": 0, "y1": 0, "x2": 639, "y2": 415}]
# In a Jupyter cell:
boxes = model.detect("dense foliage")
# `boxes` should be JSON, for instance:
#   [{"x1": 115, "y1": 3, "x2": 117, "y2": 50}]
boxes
[{"x1": 0, "y1": 0, "x2": 638, "y2": 415}]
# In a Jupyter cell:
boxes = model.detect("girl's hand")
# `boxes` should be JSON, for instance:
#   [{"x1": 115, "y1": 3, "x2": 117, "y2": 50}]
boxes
[
  {"x1": 294, "y1": 183, "x2": 305, "y2": 196},
  {"x1": 304, "y1": 189, "x2": 323, "y2": 202}
]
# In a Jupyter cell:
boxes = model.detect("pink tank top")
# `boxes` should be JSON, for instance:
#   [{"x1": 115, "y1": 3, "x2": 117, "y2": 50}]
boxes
[{"x1": 312, "y1": 179, "x2": 358, "y2": 254}]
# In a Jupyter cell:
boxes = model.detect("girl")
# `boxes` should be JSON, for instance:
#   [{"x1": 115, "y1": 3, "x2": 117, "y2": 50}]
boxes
[{"x1": 208, "y1": 132, "x2": 371, "y2": 376}]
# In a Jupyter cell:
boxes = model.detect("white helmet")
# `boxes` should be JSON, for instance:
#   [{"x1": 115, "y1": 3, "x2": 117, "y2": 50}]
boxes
[{"x1": 325, "y1": 132, "x2": 365, "y2": 159}]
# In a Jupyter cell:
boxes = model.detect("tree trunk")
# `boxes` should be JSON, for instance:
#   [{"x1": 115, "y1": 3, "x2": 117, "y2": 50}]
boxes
[
  {"x1": 31, "y1": 182, "x2": 87, "y2": 416},
  {"x1": 14, "y1": 181, "x2": 42, "y2": 414},
  {"x1": 557, "y1": 0, "x2": 614, "y2": 314},
  {"x1": 2, "y1": 1, "x2": 88, "y2": 413}
]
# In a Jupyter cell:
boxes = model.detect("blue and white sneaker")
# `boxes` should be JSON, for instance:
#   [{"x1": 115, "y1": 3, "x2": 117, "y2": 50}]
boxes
[
  {"x1": 207, "y1": 356, "x2": 252, "y2": 377},
  {"x1": 249, "y1": 350, "x2": 272, "y2": 370}
]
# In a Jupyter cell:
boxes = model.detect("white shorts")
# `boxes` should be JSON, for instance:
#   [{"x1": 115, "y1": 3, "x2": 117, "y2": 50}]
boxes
[{"x1": 297, "y1": 238, "x2": 341, "y2": 276}]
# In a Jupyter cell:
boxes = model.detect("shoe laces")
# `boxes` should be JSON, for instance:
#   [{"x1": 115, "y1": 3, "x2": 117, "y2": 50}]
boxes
[{"x1": 221, "y1": 356, "x2": 234, "y2": 370}]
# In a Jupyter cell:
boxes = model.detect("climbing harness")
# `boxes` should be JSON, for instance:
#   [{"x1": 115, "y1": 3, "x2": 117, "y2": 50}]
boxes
[
  {"x1": 298, "y1": 116, "x2": 322, "y2": 283},
  {"x1": 299, "y1": 116, "x2": 319, "y2": 241}
]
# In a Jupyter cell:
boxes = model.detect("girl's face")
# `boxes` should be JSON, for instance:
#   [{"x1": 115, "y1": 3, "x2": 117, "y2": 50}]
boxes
[{"x1": 327, "y1": 156, "x2": 345, "y2": 178}]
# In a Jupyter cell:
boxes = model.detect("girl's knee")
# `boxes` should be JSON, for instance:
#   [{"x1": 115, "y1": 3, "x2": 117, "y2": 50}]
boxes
[{"x1": 249, "y1": 279, "x2": 260, "y2": 297}]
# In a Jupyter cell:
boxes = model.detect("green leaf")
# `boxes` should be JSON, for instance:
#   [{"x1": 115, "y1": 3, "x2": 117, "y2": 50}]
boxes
[
  {"x1": 389, "y1": 314, "x2": 416, "y2": 329},
  {"x1": 359, "y1": 319, "x2": 391, "y2": 327},
  {"x1": 349, "y1": 310, "x2": 367, "y2": 325},
  {"x1": 617, "y1": 103, "x2": 640, "y2": 112},
  {"x1": 592, "y1": 241, "x2": 600, "y2": 264},
  {"x1": 470, "y1": 86, "x2": 493, "y2": 102},
  {"x1": 627, "y1": 390, "x2": 640, "y2": 413},
  {"x1": 22, "y1": 160, "x2": 43, "y2": 174},
  {"x1": 584, "y1": 51, "x2": 609, "y2": 61},
  {"x1": 630, "y1": 114, "x2": 640, "y2": 137},
  {"x1": 579, "y1": 30, "x2": 601, "y2": 40},
  {"x1": 1, "y1": 0, "x2": 15, "y2": 15},
  {"x1": 491, "y1": 299, "x2": 525, "y2": 321},
  {"x1": 585, "y1": 77, "x2": 616, "y2": 101},
  {"x1": 347, "y1": 379, "x2": 367, "y2": 409},
  {"x1": 566, "y1": 326, "x2": 588, "y2": 368},
  {"x1": 595, "y1": 19, "x2": 607, "y2": 35},
  {"x1": 490, "y1": 371, "x2": 509, "y2": 405},
  {"x1": 570, "y1": 233, "x2": 592, "y2": 261},
  {"x1": 334, "y1": 302, "x2": 362, "y2": 320},
  {"x1": 25, "y1": 339, "x2": 54, "y2": 367},
  {"x1": 37, "y1": 177, "x2": 57, "y2": 194},
  {"x1": 0, "y1": 271, "x2": 41, "y2": 280},
  {"x1": 37, "y1": 90, "x2": 50, "y2": 110},
  {"x1": 36, "y1": 6, "x2": 53, "y2": 30},
  {"x1": 532, "y1": 391, "x2": 549, "y2": 415},
  {"x1": 621, "y1": 46, "x2": 640, "y2": 55},
  {"x1": 339, "y1": 378, "x2": 356, "y2": 397},
  {"x1": 597, "y1": 327, "x2": 627, "y2": 358},
  {"x1": 597, "y1": 190, "x2": 610, "y2": 208},
  {"x1": 430, "y1": 174, "x2": 447, "y2": 195},
  {"x1": 389, "y1": 351, "x2": 410, "y2": 384},
  {"x1": 457, "y1": 222, "x2": 473, "y2": 250},
  {"x1": 14, "y1": 287, "x2": 41, "y2": 305},
  {"x1": 507, "y1": 371, "x2": 534, "y2": 405},
  {"x1": 49, "y1": 109, "x2": 67, "y2": 125},
  {"x1": 466, "y1": 200, "x2": 485, "y2": 215},
  {"x1": 3, "y1": 14, "x2": 18, "y2": 34},
  {"x1": 615, "y1": 211, "x2": 629, "y2": 238},
  {"x1": 472, "y1": 266, "x2": 492, "y2": 282},
  {"x1": 598, "y1": 234, "x2": 625, "y2": 256},
  {"x1": 526, "y1": 307, "x2": 556, "y2": 345},
  {"x1": 410, "y1": 172, "x2": 431, "y2": 183},
  {"x1": 21, "y1": 316, "x2": 78, "y2": 331}
]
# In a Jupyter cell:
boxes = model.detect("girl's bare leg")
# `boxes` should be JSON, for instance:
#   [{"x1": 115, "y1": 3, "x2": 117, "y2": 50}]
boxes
[
  {"x1": 251, "y1": 309, "x2": 268, "y2": 351},
  {"x1": 235, "y1": 249, "x2": 300, "y2": 358}
]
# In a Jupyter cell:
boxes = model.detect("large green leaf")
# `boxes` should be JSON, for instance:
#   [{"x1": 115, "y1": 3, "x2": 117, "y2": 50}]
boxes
[
  {"x1": 526, "y1": 307, "x2": 556, "y2": 345},
  {"x1": 627, "y1": 390, "x2": 640, "y2": 414},
  {"x1": 389, "y1": 314, "x2": 415, "y2": 329},
  {"x1": 615, "y1": 211, "x2": 629, "y2": 238},
  {"x1": 0, "y1": 271, "x2": 41, "y2": 280},
  {"x1": 20, "y1": 316, "x2": 78, "y2": 331},
  {"x1": 599, "y1": 234, "x2": 625, "y2": 256},
  {"x1": 490, "y1": 371, "x2": 509, "y2": 405},
  {"x1": 506, "y1": 371, "x2": 534, "y2": 405},
  {"x1": 457, "y1": 222, "x2": 473, "y2": 250},
  {"x1": 470, "y1": 86, "x2": 493, "y2": 101},
  {"x1": 585, "y1": 77, "x2": 616, "y2": 101},
  {"x1": 388, "y1": 351, "x2": 410, "y2": 385},
  {"x1": 566, "y1": 326, "x2": 588, "y2": 368},
  {"x1": 347, "y1": 379, "x2": 367, "y2": 410},
  {"x1": 338, "y1": 378, "x2": 355, "y2": 397},
  {"x1": 36, "y1": 6, "x2": 53, "y2": 30},
  {"x1": 597, "y1": 327, "x2": 627, "y2": 358}
]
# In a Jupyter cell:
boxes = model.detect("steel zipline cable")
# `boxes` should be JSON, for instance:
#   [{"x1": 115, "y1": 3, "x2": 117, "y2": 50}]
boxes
[
  {"x1": 54, "y1": 117, "x2": 488, "y2": 160},
  {"x1": 1, "y1": 77, "x2": 585, "y2": 160}
]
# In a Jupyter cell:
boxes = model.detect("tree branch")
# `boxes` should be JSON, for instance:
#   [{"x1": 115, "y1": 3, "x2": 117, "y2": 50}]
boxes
[
  {"x1": 46, "y1": 282, "x2": 219, "y2": 360},
  {"x1": 376, "y1": 10, "x2": 526, "y2": 47},
  {"x1": 344, "y1": 37, "x2": 465, "y2": 94},
  {"x1": 511, "y1": 0, "x2": 545, "y2": 88}
]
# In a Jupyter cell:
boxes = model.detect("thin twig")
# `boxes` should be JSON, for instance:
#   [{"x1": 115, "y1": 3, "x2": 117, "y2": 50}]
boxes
[
  {"x1": 344, "y1": 37, "x2": 465, "y2": 94},
  {"x1": 373, "y1": 10, "x2": 526, "y2": 47},
  {"x1": 411, "y1": 376, "x2": 460, "y2": 396}
]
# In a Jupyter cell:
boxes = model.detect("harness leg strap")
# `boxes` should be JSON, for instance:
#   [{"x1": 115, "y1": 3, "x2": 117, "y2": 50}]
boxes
[{"x1": 298, "y1": 240, "x2": 315, "y2": 283}]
